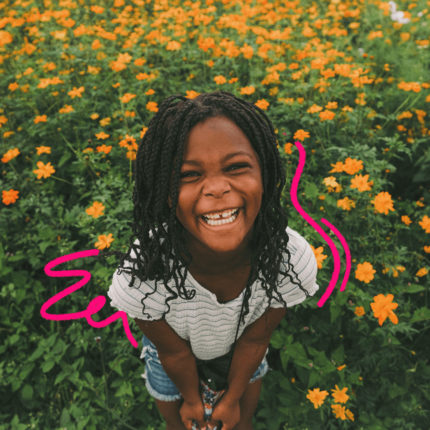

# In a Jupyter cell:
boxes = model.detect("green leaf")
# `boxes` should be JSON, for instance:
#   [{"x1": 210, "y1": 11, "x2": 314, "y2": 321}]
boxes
[
  {"x1": 42, "y1": 359, "x2": 55, "y2": 373},
  {"x1": 332, "y1": 345, "x2": 344, "y2": 363},
  {"x1": 20, "y1": 384, "x2": 33, "y2": 402},
  {"x1": 404, "y1": 284, "x2": 426, "y2": 294},
  {"x1": 60, "y1": 408, "x2": 71, "y2": 426},
  {"x1": 28, "y1": 344, "x2": 45, "y2": 362},
  {"x1": 411, "y1": 307, "x2": 430, "y2": 323}
]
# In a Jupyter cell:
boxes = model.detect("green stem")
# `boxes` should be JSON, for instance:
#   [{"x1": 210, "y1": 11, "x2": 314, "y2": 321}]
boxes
[
  {"x1": 50, "y1": 175, "x2": 74, "y2": 185},
  {"x1": 380, "y1": 92, "x2": 422, "y2": 130}
]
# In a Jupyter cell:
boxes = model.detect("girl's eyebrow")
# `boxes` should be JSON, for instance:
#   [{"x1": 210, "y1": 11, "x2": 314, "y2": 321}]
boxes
[{"x1": 182, "y1": 151, "x2": 253, "y2": 166}]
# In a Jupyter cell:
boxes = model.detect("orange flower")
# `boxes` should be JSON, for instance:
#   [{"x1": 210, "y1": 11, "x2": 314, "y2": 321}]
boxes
[
  {"x1": 337, "y1": 197, "x2": 355, "y2": 211},
  {"x1": 95, "y1": 132, "x2": 110, "y2": 140},
  {"x1": 416, "y1": 267, "x2": 428, "y2": 277},
  {"x1": 343, "y1": 158, "x2": 363, "y2": 175},
  {"x1": 255, "y1": 99, "x2": 269, "y2": 110},
  {"x1": 284, "y1": 143, "x2": 293, "y2": 154},
  {"x1": 329, "y1": 161, "x2": 344, "y2": 173},
  {"x1": 401, "y1": 215, "x2": 412, "y2": 225},
  {"x1": 293, "y1": 130, "x2": 310, "y2": 141},
  {"x1": 370, "y1": 294, "x2": 398, "y2": 326},
  {"x1": 310, "y1": 245, "x2": 327, "y2": 269},
  {"x1": 331, "y1": 385, "x2": 349, "y2": 404},
  {"x1": 99, "y1": 117, "x2": 111, "y2": 126},
  {"x1": 59, "y1": 105, "x2": 74, "y2": 114},
  {"x1": 323, "y1": 176, "x2": 341, "y2": 192},
  {"x1": 319, "y1": 110, "x2": 335, "y2": 121},
  {"x1": 350, "y1": 174, "x2": 373, "y2": 192},
  {"x1": 355, "y1": 262, "x2": 376, "y2": 283},
  {"x1": 306, "y1": 388, "x2": 329, "y2": 409},
  {"x1": 36, "y1": 146, "x2": 51, "y2": 155},
  {"x1": 418, "y1": 215, "x2": 430, "y2": 233},
  {"x1": 86, "y1": 201, "x2": 105, "y2": 218},
  {"x1": 2, "y1": 148, "x2": 20, "y2": 163},
  {"x1": 186, "y1": 90, "x2": 200, "y2": 99},
  {"x1": 146, "y1": 101, "x2": 158, "y2": 112},
  {"x1": 121, "y1": 93, "x2": 136, "y2": 104},
  {"x1": 119, "y1": 135, "x2": 137, "y2": 150},
  {"x1": 96, "y1": 144, "x2": 112, "y2": 154},
  {"x1": 33, "y1": 161, "x2": 55, "y2": 179},
  {"x1": 355, "y1": 306, "x2": 365, "y2": 317},
  {"x1": 240, "y1": 86, "x2": 255, "y2": 95},
  {"x1": 214, "y1": 75, "x2": 227, "y2": 85},
  {"x1": 34, "y1": 115, "x2": 47, "y2": 124},
  {"x1": 331, "y1": 404, "x2": 347, "y2": 420},
  {"x1": 0, "y1": 30, "x2": 13, "y2": 47},
  {"x1": 424, "y1": 246, "x2": 430, "y2": 254},
  {"x1": 166, "y1": 40, "x2": 181, "y2": 51},
  {"x1": 337, "y1": 364, "x2": 346, "y2": 371},
  {"x1": 95, "y1": 233, "x2": 114, "y2": 249},
  {"x1": 90, "y1": 5, "x2": 104, "y2": 13},
  {"x1": 68, "y1": 86, "x2": 85, "y2": 98},
  {"x1": 126, "y1": 150, "x2": 137, "y2": 160},
  {"x1": 307, "y1": 104, "x2": 322, "y2": 113},
  {"x1": 372, "y1": 191, "x2": 394, "y2": 215},
  {"x1": 8, "y1": 82, "x2": 19, "y2": 91},
  {"x1": 345, "y1": 409, "x2": 354, "y2": 421},
  {"x1": 2, "y1": 189, "x2": 19, "y2": 205}
]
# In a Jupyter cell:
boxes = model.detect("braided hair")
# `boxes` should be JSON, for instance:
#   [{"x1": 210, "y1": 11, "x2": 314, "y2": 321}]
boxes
[{"x1": 115, "y1": 91, "x2": 308, "y2": 323}]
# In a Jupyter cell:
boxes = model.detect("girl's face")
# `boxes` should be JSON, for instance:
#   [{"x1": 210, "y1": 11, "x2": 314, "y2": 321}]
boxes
[{"x1": 174, "y1": 116, "x2": 263, "y2": 258}]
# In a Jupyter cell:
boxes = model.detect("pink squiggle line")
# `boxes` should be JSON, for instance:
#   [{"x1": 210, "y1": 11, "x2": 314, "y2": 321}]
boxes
[
  {"x1": 319, "y1": 218, "x2": 351, "y2": 292},
  {"x1": 291, "y1": 141, "x2": 349, "y2": 307},
  {"x1": 40, "y1": 249, "x2": 138, "y2": 348}
]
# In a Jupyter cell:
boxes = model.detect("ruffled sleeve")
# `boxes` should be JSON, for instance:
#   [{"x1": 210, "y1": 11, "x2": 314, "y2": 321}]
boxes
[
  {"x1": 107, "y1": 242, "x2": 168, "y2": 321},
  {"x1": 270, "y1": 227, "x2": 319, "y2": 308}
]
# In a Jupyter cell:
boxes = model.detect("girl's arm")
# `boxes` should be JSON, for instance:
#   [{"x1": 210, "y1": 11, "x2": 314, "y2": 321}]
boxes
[
  {"x1": 210, "y1": 307, "x2": 287, "y2": 429},
  {"x1": 134, "y1": 318, "x2": 205, "y2": 428}
]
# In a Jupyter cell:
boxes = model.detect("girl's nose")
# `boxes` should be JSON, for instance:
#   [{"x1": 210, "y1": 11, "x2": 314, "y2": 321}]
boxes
[{"x1": 202, "y1": 176, "x2": 231, "y2": 198}]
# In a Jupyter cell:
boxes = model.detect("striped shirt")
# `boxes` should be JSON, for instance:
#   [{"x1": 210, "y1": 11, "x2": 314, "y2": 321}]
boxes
[{"x1": 108, "y1": 227, "x2": 319, "y2": 360}]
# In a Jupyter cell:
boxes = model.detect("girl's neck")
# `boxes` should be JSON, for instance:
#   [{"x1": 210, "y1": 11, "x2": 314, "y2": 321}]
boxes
[{"x1": 186, "y1": 243, "x2": 252, "y2": 276}]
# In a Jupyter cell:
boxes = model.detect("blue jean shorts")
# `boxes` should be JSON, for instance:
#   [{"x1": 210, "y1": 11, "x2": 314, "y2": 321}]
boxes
[{"x1": 140, "y1": 335, "x2": 269, "y2": 402}]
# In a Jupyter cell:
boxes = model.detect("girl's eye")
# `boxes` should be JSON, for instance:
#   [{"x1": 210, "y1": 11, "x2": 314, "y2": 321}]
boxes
[
  {"x1": 180, "y1": 171, "x2": 200, "y2": 179},
  {"x1": 226, "y1": 163, "x2": 250, "y2": 171}
]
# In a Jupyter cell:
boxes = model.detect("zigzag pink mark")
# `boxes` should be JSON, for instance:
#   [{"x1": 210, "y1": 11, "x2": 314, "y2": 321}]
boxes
[
  {"x1": 40, "y1": 249, "x2": 138, "y2": 348},
  {"x1": 290, "y1": 141, "x2": 350, "y2": 307}
]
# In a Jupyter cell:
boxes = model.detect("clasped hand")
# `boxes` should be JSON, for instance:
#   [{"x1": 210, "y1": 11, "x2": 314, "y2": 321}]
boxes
[{"x1": 180, "y1": 395, "x2": 240, "y2": 430}]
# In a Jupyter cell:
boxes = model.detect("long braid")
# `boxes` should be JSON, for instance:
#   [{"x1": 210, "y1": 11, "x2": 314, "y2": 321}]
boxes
[{"x1": 103, "y1": 91, "x2": 308, "y2": 325}]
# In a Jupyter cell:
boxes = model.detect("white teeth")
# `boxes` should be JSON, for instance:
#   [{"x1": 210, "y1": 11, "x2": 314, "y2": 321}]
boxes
[
  {"x1": 202, "y1": 209, "x2": 239, "y2": 226},
  {"x1": 203, "y1": 208, "x2": 239, "y2": 220}
]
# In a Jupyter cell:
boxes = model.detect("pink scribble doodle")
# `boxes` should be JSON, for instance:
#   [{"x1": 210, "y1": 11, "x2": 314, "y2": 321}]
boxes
[
  {"x1": 41, "y1": 141, "x2": 349, "y2": 344},
  {"x1": 40, "y1": 249, "x2": 138, "y2": 348},
  {"x1": 291, "y1": 141, "x2": 351, "y2": 307}
]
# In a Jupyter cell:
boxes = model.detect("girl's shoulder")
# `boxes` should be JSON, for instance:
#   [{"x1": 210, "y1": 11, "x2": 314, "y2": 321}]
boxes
[{"x1": 285, "y1": 226, "x2": 314, "y2": 256}]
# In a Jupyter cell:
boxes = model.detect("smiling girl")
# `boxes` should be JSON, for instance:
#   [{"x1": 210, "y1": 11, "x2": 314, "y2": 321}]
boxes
[{"x1": 108, "y1": 91, "x2": 319, "y2": 429}]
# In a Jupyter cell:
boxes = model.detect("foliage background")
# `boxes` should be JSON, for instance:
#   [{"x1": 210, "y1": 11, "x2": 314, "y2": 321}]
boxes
[{"x1": 1, "y1": 0, "x2": 429, "y2": 428}]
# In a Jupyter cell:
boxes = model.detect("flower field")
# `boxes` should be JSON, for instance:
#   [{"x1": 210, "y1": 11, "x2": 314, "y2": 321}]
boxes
[{"x1": 1, "y1": 0, "x2": 429, "y2": 428}]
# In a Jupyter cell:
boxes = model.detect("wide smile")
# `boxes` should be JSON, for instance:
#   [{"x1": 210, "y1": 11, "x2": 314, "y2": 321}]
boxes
[{"x1": 199, "y1": 208, "x2": 242, "y2": 228}]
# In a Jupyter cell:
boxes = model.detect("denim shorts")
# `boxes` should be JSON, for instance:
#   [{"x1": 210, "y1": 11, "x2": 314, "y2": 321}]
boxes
[{"x1": 140, "y1": 335, "x2": 269, "y2": 402}]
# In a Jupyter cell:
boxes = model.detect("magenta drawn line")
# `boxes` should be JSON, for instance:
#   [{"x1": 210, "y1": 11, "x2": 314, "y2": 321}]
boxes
[
  {"x1": 291, "y1": 141, "x2": 348, "y2": 307},
  {"x1": 320, "y1": 218, "x2": 351, "y2": 292},
  {"x1": 40, "y1": 249, "x2": 138, "y2": 348}
]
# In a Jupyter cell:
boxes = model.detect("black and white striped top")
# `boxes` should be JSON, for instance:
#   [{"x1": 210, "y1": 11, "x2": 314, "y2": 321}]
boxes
[{"x1": 108, "y1": 227, "x2": 318, "y2": 360}]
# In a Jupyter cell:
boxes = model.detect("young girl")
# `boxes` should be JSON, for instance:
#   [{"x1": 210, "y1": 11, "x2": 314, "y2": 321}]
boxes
[{"x1": 108, "y1": 91, "x2": 319, "y2": 430}]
